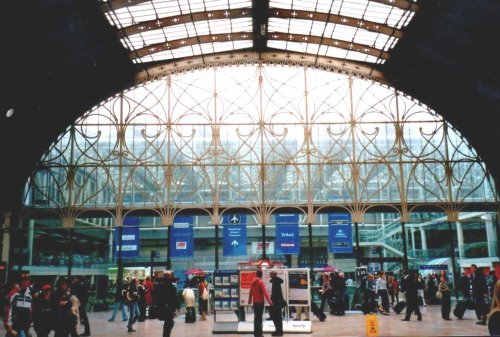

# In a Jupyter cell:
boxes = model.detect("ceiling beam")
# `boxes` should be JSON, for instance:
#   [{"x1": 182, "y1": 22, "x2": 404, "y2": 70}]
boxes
[
  {"x1": 131, "y1": 32, "x2": 254, "y2": 59},
  {"x1": 267, "y1": 32, "x2": 390, "y2": 60},
  {"x1": 269, "y1": 8, "x2": 403, "y2": 38},
  {"x1": 117, "y1": 8, "x2": 253, "y2": 38}
]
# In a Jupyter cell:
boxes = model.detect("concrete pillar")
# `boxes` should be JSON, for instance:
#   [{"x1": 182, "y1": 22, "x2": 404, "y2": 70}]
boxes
[
  {"x1": 456, "y1": 221, "x2": 464, "y2": 258},
  {"x1": 410, "y1": 224, "x2": 416, "y2": 252},
  {"x1": 28, "y1": 220, "x2": 35, "y2": 265},
  {"x1": 420, "y1": 228, "x2": 427, "y2": 259},
  {"x1": 1, "y1": 213, "x2": 11, "y2": 265},
  {"x1": 484, "y1": 213, "x2": 497, "y2": 257}
]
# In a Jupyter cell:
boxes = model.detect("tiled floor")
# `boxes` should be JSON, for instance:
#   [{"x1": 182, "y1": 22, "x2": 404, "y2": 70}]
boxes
[{"x1": 2, "y1": 303, "x2": 490, "y2": 337}]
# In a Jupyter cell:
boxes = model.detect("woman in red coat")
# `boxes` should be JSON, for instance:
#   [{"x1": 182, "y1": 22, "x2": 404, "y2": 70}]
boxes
[{"x1": 143, "y1": 276, "x2": 154, "y2": 317}]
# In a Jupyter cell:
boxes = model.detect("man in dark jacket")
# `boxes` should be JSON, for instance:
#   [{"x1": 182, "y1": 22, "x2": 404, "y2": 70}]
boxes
[
  {"x1": 269, "y1": 271, "x2": 284, "y2": 337},
  {"x1": 401, "y1": 270, "x2": 422, "y2": 322},
  {"x1": 155, "y1": 272, "x2": 179, "y2": 337},
  {"x1": 32, "y1": 284, "x2": 54, "y2": 337},
  {"x1": 470, "y1": 264, "x2": 488, "y2": 325}
]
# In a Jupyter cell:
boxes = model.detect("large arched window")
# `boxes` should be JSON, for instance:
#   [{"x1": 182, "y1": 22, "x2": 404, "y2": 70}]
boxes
[{"x1": 26, "y1": 63, "x2": 497, "y2": 214}]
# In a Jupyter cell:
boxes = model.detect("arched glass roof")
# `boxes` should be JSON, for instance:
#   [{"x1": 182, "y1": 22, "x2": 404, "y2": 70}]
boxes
[
  {"x1": 101, "y1": 0, "x2": 418, "y2": 65},
  {"x1": 26, "y1": 63, "x2": 497, "y2": 216}
]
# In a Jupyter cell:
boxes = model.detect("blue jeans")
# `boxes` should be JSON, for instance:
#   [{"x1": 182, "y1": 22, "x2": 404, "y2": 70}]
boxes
[
  {"x1": 127, "y1": 302, "x2": 140, "y2": 328},
  {"x1": 109, "y1": 299, "x2": 128, "y2": 321}
]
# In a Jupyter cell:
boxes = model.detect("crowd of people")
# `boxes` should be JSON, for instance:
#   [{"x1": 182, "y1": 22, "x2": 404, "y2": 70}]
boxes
[{"x1": 1, "y1": 265, "x2": 498, "y2": 337}]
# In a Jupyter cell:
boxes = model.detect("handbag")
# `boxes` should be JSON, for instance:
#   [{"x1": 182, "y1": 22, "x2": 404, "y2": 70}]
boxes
[
  {"x1": 278, "y1": 298, "x2": 287, "y2": 308},
  {"x1": 201, "y1": 288, "x2": 209, "y2": 300},
  {"x1": 436, "y1": 290, "x2": 442, "y2": 300}
]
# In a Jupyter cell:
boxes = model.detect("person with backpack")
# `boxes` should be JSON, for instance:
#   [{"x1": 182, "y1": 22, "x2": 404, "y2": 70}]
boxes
[{"x1": 108, "y1": 282, "x2": 128, "y2": 322}]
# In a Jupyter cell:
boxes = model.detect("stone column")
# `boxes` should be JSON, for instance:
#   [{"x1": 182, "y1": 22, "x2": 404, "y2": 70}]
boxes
[
  {"x1": 484, "y1": 213, "x2": 497, "y2": 257},
  {"x1": 456, "y1": 221, "x2": 464, "y2": 258},
  {"x1": 27, "y1": 220, "x2": 35, "y2": 266},
  {"x1": 420, "y1": 228, "x2": 427, "y2": 259}
]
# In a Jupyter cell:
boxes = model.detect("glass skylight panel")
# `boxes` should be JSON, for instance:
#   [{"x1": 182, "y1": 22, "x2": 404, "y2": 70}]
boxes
[
  {"x1": 268, "y1": 18, "x2": 290, "y2": 33},
  {"x1": 339, "y1": 1, "x2": 368, "y2": 20},
  {"x1": 205, "y1": 0, "x2": 227, "y2": 11},
  {"x1": 310, "y1": 21, "x2": 327, "y2": 36},
  {"x1": 152, "y1": 1, "x2": 182, "y2": 17}
]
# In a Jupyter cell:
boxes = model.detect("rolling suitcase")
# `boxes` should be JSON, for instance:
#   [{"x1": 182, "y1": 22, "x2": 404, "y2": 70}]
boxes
[
  {"x1": 185, "y1": 307, "x2": 196, "y2": 323},
  {"x1": 311, "y1": 301, "x2": 326, "y2": 321},
  {"x1": 453, "y1": 301, "x2": 467, "y2": 319},
  {"x1": 393, "y1": 301, "x2": 406, "y2": 314}
]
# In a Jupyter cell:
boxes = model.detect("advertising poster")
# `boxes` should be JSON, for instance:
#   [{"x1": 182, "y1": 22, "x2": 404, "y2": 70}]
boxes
[
  {"x1": 275, "y1": 213, "x2": 300, "y2": 254},
  {"x1": 328, "y1": 213, "x2": 353, "y2": 253},
  {"x1": 287, "y1": 270, "x2": 309, "y2": 305},
  {"x1": 239, "y1": 270, "x2": 257, "y2": 306},
  {"x1": 170, "y1": 224, "x2": 194, "y2": 258}
]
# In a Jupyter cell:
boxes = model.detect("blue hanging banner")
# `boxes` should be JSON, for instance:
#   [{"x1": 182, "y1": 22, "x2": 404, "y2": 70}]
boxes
[
  {"x1": 328, "y1": 213, "x2": 353, "y2": 253},
  {"x1": 275, "y1": 214, "x2": 300, "y2": 254},
  {"x1": 114, "y1": 216, "x2": 140, "y2": 258},
  {"x1": 223, "y1": 224, "x2": 247, "y2": 256},
  {"x1": 170, "y1": 216, "x2": 194, "y2": 258}
]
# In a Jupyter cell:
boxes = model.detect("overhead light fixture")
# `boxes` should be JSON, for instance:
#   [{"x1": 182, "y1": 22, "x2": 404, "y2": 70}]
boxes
[{"x1": 5, "y1": 108, "x2": 14, "y2": 118}]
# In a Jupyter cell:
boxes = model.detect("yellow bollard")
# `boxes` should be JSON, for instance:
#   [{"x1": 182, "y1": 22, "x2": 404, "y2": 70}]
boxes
[{"x1": 365, "y1": 313, "x2": 379, "y2": 337}]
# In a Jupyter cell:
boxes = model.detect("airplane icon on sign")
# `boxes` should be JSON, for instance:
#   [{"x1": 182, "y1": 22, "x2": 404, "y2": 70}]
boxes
[{"x1": 230, "y1": 215, "x2": 240, "y2": 224}]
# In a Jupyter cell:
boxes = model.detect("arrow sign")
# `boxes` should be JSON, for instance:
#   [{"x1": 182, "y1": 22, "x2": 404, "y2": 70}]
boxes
[{"x1": 223, "y1": 224, "x2": 246, "y2": 256}]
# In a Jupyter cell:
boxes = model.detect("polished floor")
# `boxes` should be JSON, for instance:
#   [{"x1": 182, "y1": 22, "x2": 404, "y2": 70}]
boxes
[{"x1": 1, "y1": 303, "x2": 490, "y2": 337}]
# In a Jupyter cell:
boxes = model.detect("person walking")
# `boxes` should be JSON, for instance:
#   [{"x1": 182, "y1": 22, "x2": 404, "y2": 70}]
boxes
[
  {"x1": 143, "y1": 276, "x2": 154, "y2": 319},
  {"x1": 269, "y1": 271, "x2": 284, "y2": 336},
  {"x1": 401, "y1": 270, "x2": 422, "y2": 322},
  {"x1": 376, "y1": 271, "x2": 390, "y2": 315},
  {"x1": 125, "y1": 278, "x2": 141, "y2": 332},
  {"x1": 417, "y1": 274, "x2": 427, "y2": 307},
  {"x1": 248, "y1": 270, "x2": 273, "y2": 337},
  {"x1": 71, "y1": 276, "x2": 91, "y2": 336},
  {"x1": 182, "y1": 286, "x2": 196, "y2": 323},
  {"x1": 470, "y1": 264, "x2": 489, "y2": 325},
  {"x1": 198, "y1": 275, "x2": 209, "y2": 321},
  {"x1": 52, "y1": 277, "x2": 77, "y2": 337},
  {"x1": 487, "y1": 280, "x2": 500, "y2": 336},
  {"x1": 137, "y1": 280, "x2": 147, "y2": 322},
  {"x1": 155, "y1": 272, "x2": 180, "y2": 337},
  {"x1": 108, "y1": 283, "x2": 128, "y2": 322},
  {"x1": 32, "y1": 284, "x2": 55, "y2": 337},
  {"x1": 318, "y1": 273, "x2": 332, "y2": 313},
  {"x1": 437, "y1": 276, "x2": 452, "y2": 320},
  {"x1": 6, "y1": 276, "x2": 32, "y2": 337}
]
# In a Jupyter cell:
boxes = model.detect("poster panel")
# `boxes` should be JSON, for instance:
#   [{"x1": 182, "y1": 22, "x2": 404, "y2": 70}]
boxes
[
  {"x1": 239, "y1": 270, "x2": 257, "y2": 306},
  {"x1": 287, "y1": 269, "x2": 309, "y2": 305}
]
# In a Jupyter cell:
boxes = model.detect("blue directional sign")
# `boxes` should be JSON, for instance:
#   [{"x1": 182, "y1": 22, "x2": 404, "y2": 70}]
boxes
[
  {"x1": 328, "y1": 213, "x2": 352, "y2": 253},
  {"x1": 114, "y1": 216, "x2": 140, "y2": 258},
  {"x1": 223, "y1": 224, "x2": 247, "y2": 256},
  {"x1": 275, "y1": 214, "x2": 300, "y2": 254},
  {"x1": 170, "y1": 216, "x2": 194, "y2": 258}
]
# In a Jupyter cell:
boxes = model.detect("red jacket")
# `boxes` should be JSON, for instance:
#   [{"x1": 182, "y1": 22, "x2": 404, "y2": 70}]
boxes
[{"x1": 248, "y1": 277, "x2": 272, "y2": 305}]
